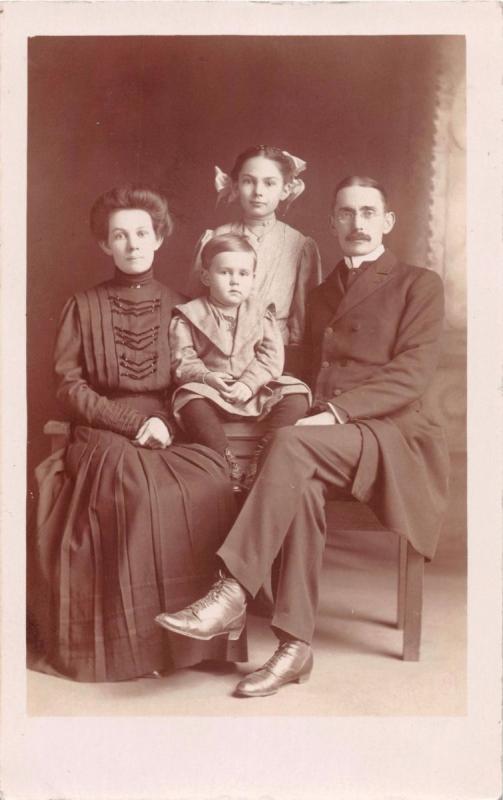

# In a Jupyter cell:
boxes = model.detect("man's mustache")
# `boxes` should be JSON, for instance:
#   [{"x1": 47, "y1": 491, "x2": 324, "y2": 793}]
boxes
[{"x1": 346, "y1": 233, "x2": 371, "y2": 242}]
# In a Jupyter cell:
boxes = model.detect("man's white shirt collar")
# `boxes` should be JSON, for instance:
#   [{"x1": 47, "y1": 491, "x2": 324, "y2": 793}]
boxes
[{"x1": 344, "y1": 244, "x2": 385, "y2": 270}]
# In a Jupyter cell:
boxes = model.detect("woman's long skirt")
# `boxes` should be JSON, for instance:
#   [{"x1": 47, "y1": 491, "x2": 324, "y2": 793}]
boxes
[{"x1": 28, "y1": 426, "x2": 246, "y2": 682}]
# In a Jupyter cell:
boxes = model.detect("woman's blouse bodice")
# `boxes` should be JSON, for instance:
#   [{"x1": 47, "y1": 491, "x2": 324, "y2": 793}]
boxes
[
  {"x1": 54, "y1": 273, "x2": 184, "y2": 438},
  {"x1": 187, "y1": 220, "x2": 322, "y2": 345}
]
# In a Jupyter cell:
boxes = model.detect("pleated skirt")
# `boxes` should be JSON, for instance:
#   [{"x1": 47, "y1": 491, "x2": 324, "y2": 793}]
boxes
[{"x1": 28, "y1": 425, "x2": 247, "y2": 682}]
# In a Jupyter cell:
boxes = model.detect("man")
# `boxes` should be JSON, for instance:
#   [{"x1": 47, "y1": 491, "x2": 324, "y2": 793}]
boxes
[{"x1": 156, "y1": 176, "x2": 450, "y2": 697}]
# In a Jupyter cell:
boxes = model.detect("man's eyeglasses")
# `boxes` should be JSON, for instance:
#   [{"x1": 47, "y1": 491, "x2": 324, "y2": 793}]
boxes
[{"x1": 334, "y1": 208, "x2": 379, "y2": 223}]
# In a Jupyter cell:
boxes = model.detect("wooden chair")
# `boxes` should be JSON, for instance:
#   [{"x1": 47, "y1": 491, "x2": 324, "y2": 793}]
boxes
[{"x1": 43, "y1": 418, "x2": 424, "y2": 661}]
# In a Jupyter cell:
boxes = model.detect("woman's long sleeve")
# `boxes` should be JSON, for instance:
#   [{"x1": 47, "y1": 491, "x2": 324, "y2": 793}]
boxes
[{"x1": 54, "y1": 298, "x2": 148, "y2": 438}]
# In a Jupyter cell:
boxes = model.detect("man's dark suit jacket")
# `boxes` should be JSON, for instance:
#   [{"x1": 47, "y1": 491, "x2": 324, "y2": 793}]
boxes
[{"x1": 303, "y1": 249, "x2": 449, "y2": 559}]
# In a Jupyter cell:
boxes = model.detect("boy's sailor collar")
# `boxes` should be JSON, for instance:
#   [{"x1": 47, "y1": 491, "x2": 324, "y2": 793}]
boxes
[
  {"x1": 175, "y1": 296, "x2": 264, "y2": 356},
  {"x1": 208, "y1": 299, "x2": 239, "y2": 334},
  {"x1": 344, "y1": 244, "x2": 385, "y2": 270},
  {"x1": 208, "y1": 297, "x2": 238, "y2": 319}
]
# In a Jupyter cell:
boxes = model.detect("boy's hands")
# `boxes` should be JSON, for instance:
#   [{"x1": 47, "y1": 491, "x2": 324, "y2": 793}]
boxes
[
  {"x1": 203, "y1": 371, "x2": 235, "y2": 394},
  {"x1": 203, "y1": 372, "x2": 253, "y2": 404},
  {"x1": 220, "y1": 381, "x2": 253, "y2": 404}
]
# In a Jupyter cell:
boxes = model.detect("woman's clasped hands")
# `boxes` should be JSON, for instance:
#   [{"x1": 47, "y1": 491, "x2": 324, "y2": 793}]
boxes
[
  {"x1": 134, "y1": 417, "x2": 173, "y2": 449},
  {"x1": 204, "y1": 371, "x2": 253, "y2": 405}
]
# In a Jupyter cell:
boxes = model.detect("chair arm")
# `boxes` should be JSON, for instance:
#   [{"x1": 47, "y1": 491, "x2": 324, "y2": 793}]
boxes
[{"x1": 43, "y1": 420, "x2": 71, "y2": 453}]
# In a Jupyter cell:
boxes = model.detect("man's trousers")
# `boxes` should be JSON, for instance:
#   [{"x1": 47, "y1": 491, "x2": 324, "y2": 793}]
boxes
[{"x1": 218, "y1": 424, "x2": 363, "y2": 643}]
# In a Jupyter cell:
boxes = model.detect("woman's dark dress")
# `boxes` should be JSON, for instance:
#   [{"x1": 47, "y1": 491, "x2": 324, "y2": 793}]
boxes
[{"x1": 29, "y1": 269, "x2": 246, "y2": 682}]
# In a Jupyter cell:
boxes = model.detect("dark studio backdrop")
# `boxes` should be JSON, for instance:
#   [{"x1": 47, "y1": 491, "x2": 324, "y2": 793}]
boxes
[{"x1": 27, "y1": 35, "x2": 465, "y2": 479}]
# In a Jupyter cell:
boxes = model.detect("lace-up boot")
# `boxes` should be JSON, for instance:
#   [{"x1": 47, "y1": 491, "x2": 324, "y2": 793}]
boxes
[
  {"x1": 155, "y1": 571, "x2": 247, "y2": 641},
  {"x1": 234, "y1": 640, "x2": 313, "y2": 697}
]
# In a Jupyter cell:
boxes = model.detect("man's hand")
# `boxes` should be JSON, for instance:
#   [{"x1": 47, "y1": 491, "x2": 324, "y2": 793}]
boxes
[
  {"x1": 295, "y1": 411, "x2": 336, "y2": 427},
  {"x1": 134, "y1": 417, "x2": 173, "y2": 449},
  {"x1": 220, "y1": 380, "x2": 253, "y2": 405}
]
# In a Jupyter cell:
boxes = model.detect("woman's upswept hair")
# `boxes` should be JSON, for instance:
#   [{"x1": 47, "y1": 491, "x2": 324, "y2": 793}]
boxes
[
  {"x1": 332, "y1": 176, "x2": 389, "y2": 210},
  {"x1": 229, "y1": 145, "x2": 297, "y2": 184},
  {"x1": 90, "y1": 184, "x2": 173, "y2": 242},
  {"x1": 200, "y1": 233, "x2": 256, "y2": 272}
]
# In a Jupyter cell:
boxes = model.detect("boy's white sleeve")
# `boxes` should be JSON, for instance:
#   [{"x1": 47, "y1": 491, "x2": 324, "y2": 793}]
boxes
[
  {"x1": 238, "y1": 308, "x2": 285, "y2": 394},
  {"x1": 169, "y1": 315, "x2": 209, "y2": 385}
]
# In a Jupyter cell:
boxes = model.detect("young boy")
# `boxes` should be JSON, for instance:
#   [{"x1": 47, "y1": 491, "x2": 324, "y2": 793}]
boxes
[{"x1": 169, "y1": 233, "x2": 311, "y2": 489}]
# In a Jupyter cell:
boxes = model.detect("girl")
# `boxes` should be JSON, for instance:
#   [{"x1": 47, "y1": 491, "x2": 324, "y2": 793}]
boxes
[
  {"x1": 171, "y1": 233, "x2": 311, "y2": 490},
  {"x1": 28, "y1": 185, "x2": 247, "y2": 682},
  {"x1": 187, "y1": 145, "x2": 322, "y2": 360}
]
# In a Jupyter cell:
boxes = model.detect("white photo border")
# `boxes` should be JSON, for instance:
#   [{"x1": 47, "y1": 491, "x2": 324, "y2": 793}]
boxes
[{"x1": 1, "y1": 2, "x2": 502, "y2": 799}]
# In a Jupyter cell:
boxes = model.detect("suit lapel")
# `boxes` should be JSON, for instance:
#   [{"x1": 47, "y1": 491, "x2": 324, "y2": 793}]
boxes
[
  {"x1": 330, "y1": 250, "x2": 397, "y2": 323},
  {"x1": 317, "y1": 266, "x2": 345, "y2": 315}
]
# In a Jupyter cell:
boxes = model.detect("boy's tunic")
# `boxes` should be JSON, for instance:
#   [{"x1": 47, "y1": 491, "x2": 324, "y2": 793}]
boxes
[{"x1": 170, "y1": 296, "x2": 310, "y2": 423}]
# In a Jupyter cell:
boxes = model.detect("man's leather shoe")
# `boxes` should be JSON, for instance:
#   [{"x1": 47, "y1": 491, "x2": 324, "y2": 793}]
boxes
[
  {"x1": 155, "y1": 571, "x2": 247, "y2": 641},
  {"x1": 234, "y1": 640, "x2": 313, "y2": 697}
]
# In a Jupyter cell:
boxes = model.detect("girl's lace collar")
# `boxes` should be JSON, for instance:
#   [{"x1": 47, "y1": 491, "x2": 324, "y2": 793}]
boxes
[{"x1": 241, "y1": 215, "x2": 277, "y2": 244}]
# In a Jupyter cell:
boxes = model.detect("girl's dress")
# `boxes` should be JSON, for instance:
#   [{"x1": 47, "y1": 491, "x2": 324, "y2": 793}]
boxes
[
  {"x1": 187, "y1": 219, "x2": 322, "y2": 345},
  {"x1": 28, "y1": 268, "x2": 246, "y2": 683},
  {"x1": 170, "y1": 296, "x2": 310, "y2": 423}
]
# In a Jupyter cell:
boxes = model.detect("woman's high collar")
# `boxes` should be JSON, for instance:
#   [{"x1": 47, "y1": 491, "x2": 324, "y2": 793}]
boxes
[{"x1": 113, "y1": 266, "x2": 154, "y2": 287}]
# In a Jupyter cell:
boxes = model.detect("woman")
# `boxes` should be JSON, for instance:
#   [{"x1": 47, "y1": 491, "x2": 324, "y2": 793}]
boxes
[{"x1": 28, "y1": 185, "x2": 246, "y2": 682}]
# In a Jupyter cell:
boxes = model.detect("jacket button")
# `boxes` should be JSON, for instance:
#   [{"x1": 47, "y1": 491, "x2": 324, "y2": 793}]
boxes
[
  {"x1": 321, "y1": 361, "x2": 330, "y2": 368},
  {"x1": 351, "y1": 322, "x2": 361, "y2": 331},
  {"x1": 325, "y1": 327, "x2": 334, "y2": 335},
  {"x1": 333, "y1": 389, "x2": 342, "y2": 396}
]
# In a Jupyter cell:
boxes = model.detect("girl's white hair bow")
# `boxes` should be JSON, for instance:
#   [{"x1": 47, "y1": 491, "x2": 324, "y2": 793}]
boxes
[
  {"x1": 214, "y1": 165, "x2": 239, "y2": 204},
  {"x1": 282, "y1": 150, "x2": 306, "y2": 208},
  {"x1": 214, "y1": 150, "x2": 308, "y2": 209}
]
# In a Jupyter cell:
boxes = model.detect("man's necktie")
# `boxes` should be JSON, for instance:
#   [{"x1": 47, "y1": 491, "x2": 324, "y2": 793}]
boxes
[{"x1": 343, "y1": 262, "x2": 369, "y2": 290}]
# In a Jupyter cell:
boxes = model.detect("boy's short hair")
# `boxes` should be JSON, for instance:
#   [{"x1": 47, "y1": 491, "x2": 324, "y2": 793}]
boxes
[
  {"x1": 200, "y1": 233, "x2": 257, "y2": 271},
  {"x1": 332, "y1": 176, "x2": 389, "y2": 211},
  {"x1": 90, "y1": 184, "x2": 173, "y2": 242}
]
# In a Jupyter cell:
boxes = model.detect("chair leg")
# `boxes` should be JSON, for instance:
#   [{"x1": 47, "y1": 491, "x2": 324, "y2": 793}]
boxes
[
  {"x1": 402, "y1": 542, "x2": 424, "y2": 661},
  {"x1": 397, "y1": 537, "x2": 407, "y2": 630}
]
